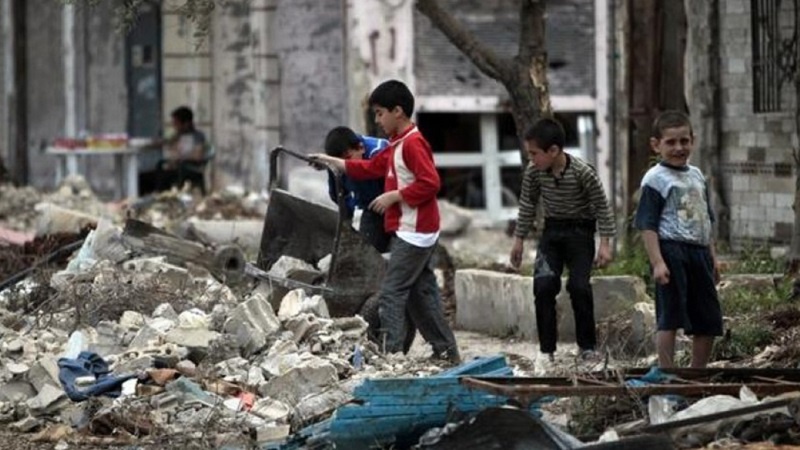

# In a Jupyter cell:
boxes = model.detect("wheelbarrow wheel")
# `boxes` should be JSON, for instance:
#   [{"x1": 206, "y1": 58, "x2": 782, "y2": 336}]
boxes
[{"x1": 359, "y1": 293, "x2": 417, "y2": 354}]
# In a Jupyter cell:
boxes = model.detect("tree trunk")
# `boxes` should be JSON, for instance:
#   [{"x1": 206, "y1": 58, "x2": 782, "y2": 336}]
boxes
[{"x1": 416, "y1": 0, "x2": 551, "y2": 159}]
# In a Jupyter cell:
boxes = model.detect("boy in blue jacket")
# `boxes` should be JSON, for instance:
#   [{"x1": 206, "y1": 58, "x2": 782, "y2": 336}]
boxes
[{"x1": 324, "y1": 126, "x2": 391, "y2": 253}]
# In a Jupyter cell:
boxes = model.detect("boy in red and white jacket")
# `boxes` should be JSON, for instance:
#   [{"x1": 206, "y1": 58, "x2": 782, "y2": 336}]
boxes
[{"x1": 312, "y1": 80, "x2": 459, "y2": 362}]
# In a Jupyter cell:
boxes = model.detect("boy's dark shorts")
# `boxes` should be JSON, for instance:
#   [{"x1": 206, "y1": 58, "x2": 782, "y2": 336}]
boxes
[{"x1": 654, "y1": 240, "x2": 723, "y2": 336}]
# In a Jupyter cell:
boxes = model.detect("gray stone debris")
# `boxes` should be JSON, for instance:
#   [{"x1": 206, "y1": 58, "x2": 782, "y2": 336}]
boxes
[
  {"x1": 10, "y1": 415, "x2": 41, "y2": 433},
  {"x1": 26, "y1": 358, "x2": 60, "y2": 393},
  {"x1": 253, "y1": 424, "x2": 291, "y2": 444},
  {"x1": 26, "y1": 384, "x2": 68, "y2": 416},
  {"x1": 165, "y1": 328, "x2": 220, "y2": 349},
  {"x1": 251, "y1": 398, "x2": 292, "y2": 422},
  {"x1": 278, "y1": 289, "x2": 330, "y2": 320},
  {"x1": 223, "y1": 293, "x2": 281, "y2": 356},
  {"x1": 119, "y1": 311, "x2": 146, "y2": 330},
  {"x1": 153, "y1": 303, "x2": 179, "y2": 322},
  {"x1": 0, "y1": 380, "x2": 37, "y2": 403},
  {"x1": 269, "y1": 256, "x2": 316, "y2": 279},
  {"x1": 259, "y1": 359, "x2": 338, "y2": 406}
]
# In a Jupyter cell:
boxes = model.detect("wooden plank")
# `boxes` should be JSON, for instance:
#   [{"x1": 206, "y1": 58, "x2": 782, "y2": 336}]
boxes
[{"x1": 436, "y1": 355, "x2": 508, "y2": 377}]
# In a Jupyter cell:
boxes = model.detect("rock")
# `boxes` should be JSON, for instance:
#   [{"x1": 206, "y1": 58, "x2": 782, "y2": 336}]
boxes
[
  {"x1": 717, "y1": 274, "x2": 779, "y2": 301},
  {"x1": 278, "y1": 290, "x2": 330, "y2": 320},
  {"x1": 291, "y1": 379, "x2": 359, "y2": 428},
  {"x1": 186, "y1": 219, "x2": 264, "y2": 254},
  {"x1": 114, "y1": 356, "x2": 154, "y2": 373},
  {"x1": 8, "y1": 362, "x2": 29, "y2": 376},
  {"x1": 0, "y1": 402, "x2": 15, "y2": 423},
  {"x1": 165, "y1": 328, "x2": 220, "y2": 349},
  {"x1": 333, "y1": 316, "x2": 369, "y2": 340},
  {"x1": 223, "y1": 294, "x2": 281, "y2": 356},
  {"x1": 251, "y1": 398, "x2": 292, "y2": 422},
  {"x1": 260, "y1": 353, "x2": 305, "y2": 379},
  {"x1": 259, "y1": 360, "x2": 337, "y2": 405},
  {"x1": 89, "y1": 321, "x2": 126, "y2": 356},
  {"x1": 269, "y1": 256, "x2": 316, "y2": 279},
  {"x1": 177, "y1": 309, "x2": 211, "y2": 330},
  {"x1": 284, "y1": 314, "x2": 324, "y2": 343},
  {"x1": 27, "y1": 358, "x2": 60, "y2": 393},
  {"x1": 119, "y1": 311, "x2": 146, "y2": 330},
  {"x1": 215, "y1": 357, "x2": 250, "y2": 379},
  {"x1": 5, "y1": 339, "x2": 23, "y2": 354},
  {"x1": 128, "y1": 325, "x2": 163, "y2": 350},
  {"x1": 10, "y1": 415, "x2": 41, "y2": 433},
  {"x1": 0, "y1": 380, "x2": 37, "y2": 402},
  {"x1": 176, "y1": 360, "x2": 197, "y2": 377},
  {"x1": 153, "y1": 303, "x2": 179, "y2": 321},
  {"x1": 438, "y1": 200, "x2": 473, "y2": 236},
  {"x1": 209, "y1": 304, "x2": 230, "y2": 332},
  {"x1": 253, "y1": 424, "x2": 291, "y2": 444},
  {"x1": 26, "y1": 384, "x2": 68, "y2": 416},
  {"x1": 34, "y1": 203, "x2": 99, "y2": 237},
  {"x1": 147, "y1": 317, "x2": 176, "y2": 334}
]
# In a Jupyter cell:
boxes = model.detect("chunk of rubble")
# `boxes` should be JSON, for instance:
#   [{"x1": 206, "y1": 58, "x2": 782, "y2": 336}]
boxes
[
  {"x1": 4, "y1": 338, "x2": 23, "y2": 354},
  {"x1": 251, "y1": 398, "x2": 292, "y2": 422},
  {"x1": 26, "y1": 384, "x2": 68, "y2": 416},
  {"x1": 177, "y1": 309, "x2": 211, "y2": 330},
  {"x1": 253, "y1": 424, "x2": 291, "y2": 445},
  {"x1": 119, "y1": 311, "x2": 146, "y2": 330},
  {"x1": 152, "y1": 303, "x2": 179, "y2": 322},
  {"x1": 165, "y1": 328, "x2": 219, "y2": 349},
  {"x1": 269, "y1": 256, "x2": 316, "y2": 278},
  {"x1": 223, "y1": 293, "x2": 281, "y2": 356},
  {"x1": 284, "y1": 313, "x2": 325, "y2": 343},
  {"x1": 27, "y1": 358, "x2": 60, "y2": 392},
  {"x1": 259, "y1": 359, "x2": 338, "y2": 405},
  {"x1": 10, "y1": 415, "x2": 42, "y2": 433},
  {"x1": 278, "y1": 290, "x2": 330, "y2": 320},
  {"x1": 0, "y1": 380, "x2": 37, "y2": 402}
]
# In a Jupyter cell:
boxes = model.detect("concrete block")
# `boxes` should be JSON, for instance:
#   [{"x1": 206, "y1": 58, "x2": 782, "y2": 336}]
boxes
[
  {"x1": 455, "y1": 270, "x2": 650, "y2": 341},
  {"x1": 0, "y1": 381, "x2": 37, "y2": 403},
  {"x1": 278, "y1": 290, "x2": 330, "y2": 319},
  {"x1": 254, "y1": 424, "x2": 291, "y2": 444},
  {"x1": 223, "y1": 294, "x2": 281, "y2": 356},
  {"x1": 251, "y1": 398, "x2": 292, "y2": 422},
  {"x1": 153, "y1": 303, "x2": 179, "y2": 321},
  {"x1": 119, "y1": 311, "x2": 146, "y2": 330},
  {"x1": 26, "y1": 384, "x2": 68, "y2": 416},
  {"x1": 259, "y1": 360, "x2": 337, "y2": 406},
  {"x1": 165, "y1": 328, "x2": 220, "y2": 349},
  {"x1": 26, "y1": 358, "x2": 60, "y2": 393}
]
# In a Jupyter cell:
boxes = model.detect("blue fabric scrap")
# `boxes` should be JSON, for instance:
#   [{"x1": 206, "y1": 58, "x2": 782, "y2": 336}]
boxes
[{"x1": 58, "y1": 351, "x2": 137, "y2": 402}]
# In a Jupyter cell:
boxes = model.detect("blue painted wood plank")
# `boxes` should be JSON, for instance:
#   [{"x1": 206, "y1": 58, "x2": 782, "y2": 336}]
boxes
[{"x1": 334, "y1": 401, "x2": 509, "y2": 420}]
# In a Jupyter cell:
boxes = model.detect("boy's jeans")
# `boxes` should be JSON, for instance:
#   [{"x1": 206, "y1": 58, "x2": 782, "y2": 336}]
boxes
[
  {"x1": 378, "y1": 237, "x2": 458, "y2": 356},
  {"x1": 533, "y1": 220, "x2": 597, "y2": 353}
]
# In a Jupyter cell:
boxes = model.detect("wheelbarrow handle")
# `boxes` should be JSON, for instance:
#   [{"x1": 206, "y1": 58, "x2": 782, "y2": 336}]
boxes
[{"x1": 268, "y1": 146, "x2": 351, "y2": 220}]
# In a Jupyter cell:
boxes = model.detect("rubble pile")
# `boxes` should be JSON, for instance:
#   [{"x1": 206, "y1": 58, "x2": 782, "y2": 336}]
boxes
[{"x1": 0, "y1": 224, "x2": 449, "y2": 448}]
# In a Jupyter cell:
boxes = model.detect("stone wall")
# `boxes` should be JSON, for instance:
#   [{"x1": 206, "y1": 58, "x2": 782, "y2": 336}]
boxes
[{"x1": 719, "y1": 0, "x2": 798, "y2": 245}]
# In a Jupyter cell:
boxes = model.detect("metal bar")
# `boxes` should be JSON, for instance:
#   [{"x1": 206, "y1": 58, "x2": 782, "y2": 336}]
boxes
[
  {"x1": 461, "y1": 377, "x2": 800, "y2": 400},
  {"x1": 244, "y1": 263, "x2": 333, "y2": 295},
  {"x1": 638, "y1": 397, "x2": 797, "y2": 435}
]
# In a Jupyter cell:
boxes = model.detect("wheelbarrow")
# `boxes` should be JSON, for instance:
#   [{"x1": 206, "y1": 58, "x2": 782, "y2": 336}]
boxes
[{"x1": 257, "y1": 146, "x2": 398, "y2": 346}]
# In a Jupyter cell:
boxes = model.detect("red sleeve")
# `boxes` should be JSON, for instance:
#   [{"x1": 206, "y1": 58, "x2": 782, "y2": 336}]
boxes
[
  {"x1": 399, "y1": 136, "x2": 440, "y2": 206},
  {"x1": 345, "y1": 148, "x2": 389, "y2": 180}
]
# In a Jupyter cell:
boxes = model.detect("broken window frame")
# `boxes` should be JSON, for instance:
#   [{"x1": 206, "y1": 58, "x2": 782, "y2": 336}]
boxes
[{"x1": 751, "y1": 0, "x2": 798, "y2": 113}]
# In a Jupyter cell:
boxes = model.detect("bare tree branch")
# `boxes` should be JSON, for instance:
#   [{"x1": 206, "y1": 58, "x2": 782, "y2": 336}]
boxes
[
  {"x1": 416, "y1": 0, "x2": 513, "y2": 82},
  {"x1": 518, "y1": 0, "x2": 547, "y2": 63}
]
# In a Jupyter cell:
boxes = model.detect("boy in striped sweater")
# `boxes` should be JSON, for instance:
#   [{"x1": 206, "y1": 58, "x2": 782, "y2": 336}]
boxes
[
  {"x1": 312, "y1": 80, "x2": 460, "y2": 363},
  {"x1": 510, "y1": 118, "x2": 616, "y2": 361}
]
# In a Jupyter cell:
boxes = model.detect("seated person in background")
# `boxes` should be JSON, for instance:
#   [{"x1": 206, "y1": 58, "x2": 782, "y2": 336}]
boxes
[
  {"x1": 155, "y1": 106, "x2": 210, "y2": 194},
  {"x1": 324, "y1": 126, "x2": 392, "y2": 253}
]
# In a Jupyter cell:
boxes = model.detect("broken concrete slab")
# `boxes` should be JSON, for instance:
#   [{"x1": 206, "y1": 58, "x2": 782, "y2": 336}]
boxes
[
  {"x1": 34, "y1": 203, "x2": 99, "y2": 237},
  {"x1": 223, "y1": 294, "x2": 281, "y2": 356},
  {"x1": 177, "y1": 309, "x2": 211, "y2": 330},
  {"x1": 8, "y1": 362, "x2": 30, "y2": 376},
  {"x1": 438, "y1": 200, "x2": 473, "y2": 236},
  {"x1": 10, "y1": 415, "x2": 42, "y2": 433},
  {"x1": 26, "y1": 384, "x2": 68, "y2": 416},
  {"x1": 253, "y1": 424, "x2": 291, "y2": 444},
  {"x1": 259, "y1": 359, "x2": 338, "y2": 405},
  {"x1": 128, "y1": 325, "x2": 163, "y2": 350},
  {"x1": 455, "y1": 270, "x2": 649, "y2": 340},
  {"x1": 278, "y1": 290, "x2": 330, "y2": 320},
  {"x1": 165, "y1": 328, "x2": 220, "y2": 349},
  {"x1": 4, "y1": 338, "x2": 23, "y2": 354},
  {"x1": 152, "y1": 303, "x2": 179, "y2": 322},
  {"x1": 0, "y1": 380, "x2": 37, "y2": 402},
  {"x1": 119, "y1": 311, "x2": 146, "y2": 330},
  {"x1": 89, "y1": 321, "x2": 126, "y2": 356},
  {"x1": 27, "y1": 358, "x2": 61, "y2": 393},
  {"x1": 269, "y1": 256, "x2": 316, "y2": 279},
  {"x1": 251, "y1": 398, "x2": 292, "y2": 422},
  {"x1": 284, "y1": 314, "x2": 324, "y2": 343}
]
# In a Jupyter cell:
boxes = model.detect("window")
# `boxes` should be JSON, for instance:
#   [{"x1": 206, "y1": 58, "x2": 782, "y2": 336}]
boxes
[{"x1": 751, "y1": 0, "x2": 798, "y2": 113}]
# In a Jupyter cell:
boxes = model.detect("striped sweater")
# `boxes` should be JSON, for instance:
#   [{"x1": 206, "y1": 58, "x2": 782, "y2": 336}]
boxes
[{"x1": 515, "y1": 154, "x2": 616, "y2": 238}]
